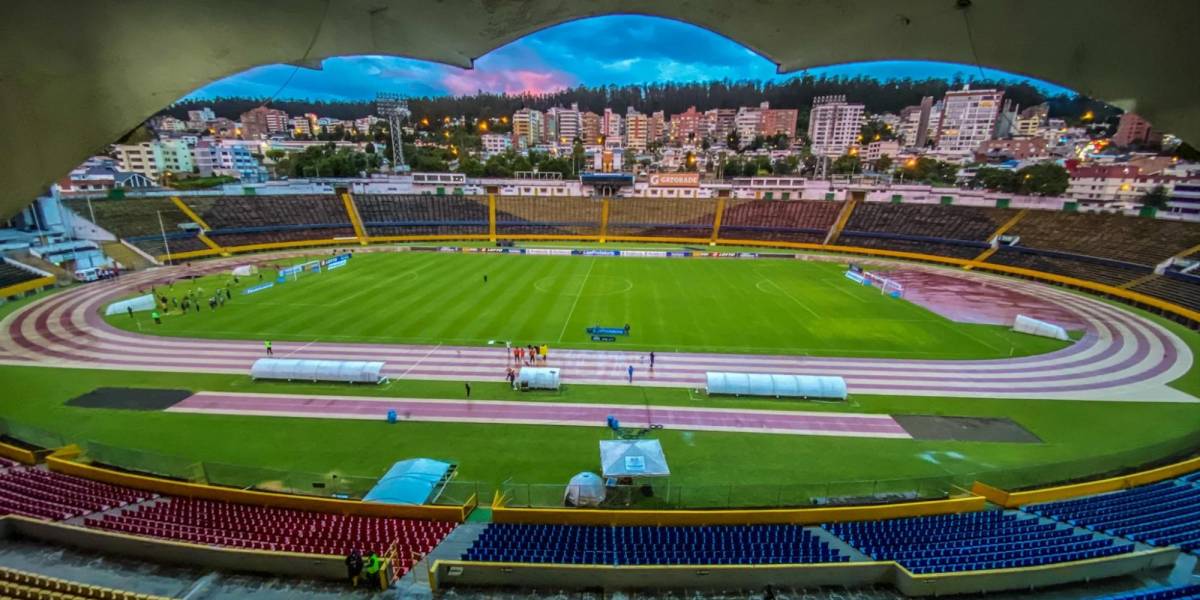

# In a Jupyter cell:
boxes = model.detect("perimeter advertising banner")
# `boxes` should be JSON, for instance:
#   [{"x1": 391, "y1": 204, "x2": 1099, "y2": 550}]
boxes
[{"x1": 648, "y1": 172, "x2": 700, "y2": 187}]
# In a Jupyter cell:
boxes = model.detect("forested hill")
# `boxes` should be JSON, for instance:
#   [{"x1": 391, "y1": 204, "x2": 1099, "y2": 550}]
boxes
[{"x1": 161, "y1": 75, "x2": 1113, "y2": 124}]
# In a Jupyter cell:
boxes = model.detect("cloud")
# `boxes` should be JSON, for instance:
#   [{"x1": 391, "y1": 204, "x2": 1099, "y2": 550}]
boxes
[{"x1": 182, "y1": 15, "x2": 1077, "y2": 102}]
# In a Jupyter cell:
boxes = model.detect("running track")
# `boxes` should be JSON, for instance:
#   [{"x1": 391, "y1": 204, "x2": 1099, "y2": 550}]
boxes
[
  {"x1": 0, "y1": 253, "x2": 1194, "y2": 402},
  {"x1": 166, "y1": 392, "x2": 912, "y2": 439}
]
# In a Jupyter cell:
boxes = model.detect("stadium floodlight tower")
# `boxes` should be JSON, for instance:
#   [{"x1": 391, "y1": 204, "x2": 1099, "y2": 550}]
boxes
[{"x1": 375, "y1": 92, "x2": 410, "y2": 173}]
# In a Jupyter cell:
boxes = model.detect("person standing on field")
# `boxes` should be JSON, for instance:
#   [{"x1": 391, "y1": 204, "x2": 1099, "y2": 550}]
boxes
[
  {"x1": 627, "y1": 364, "x2": 634, "y2": 383},
  {"x1": 465, "y1": 382, "x2": 472, "y2": 398},
  {"x1": 265, "y1": 340, "x2": 273, "y2": 357},
  {"x1": 649, "y1": 351, "x2": 655, "y2": 369}
]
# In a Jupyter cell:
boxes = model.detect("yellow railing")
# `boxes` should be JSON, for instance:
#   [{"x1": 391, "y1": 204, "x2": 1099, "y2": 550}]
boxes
[
  {"x1": 487, "y1": 194, "x2": 497, "y2": 242},
  {"x1": 710, "y1": 197, "x2": 727, "y2": 243},
  {"x1": 0, "y1": 275, "x2": 55, "y2": 298},
  {"x1": 491, "y1": 496, "x2": 985, "y2": 526},
  {"x1": 823, "y1": 193, "x2": 860, "y2": 245},
  {"x1": 0, "y1": 440, "x2": 38, "y2": 464},
  {"x1": 972, "y1": 455, "x2": 1200, "y2": 507}
]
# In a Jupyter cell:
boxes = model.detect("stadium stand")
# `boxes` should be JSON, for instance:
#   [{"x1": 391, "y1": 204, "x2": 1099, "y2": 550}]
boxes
[
  {"x1": 1132, "y1": 272, "x2": 1200, "y2": 314},
  {"x1": 463, "y1": 523, "x2": 847, "y2": 565},
  {"x1": 0, "y1": 261, "x2": 42, "y2": 288},
  {"x1": 986, "y1": 246, "x2": 1152, "y2": 286},
  {"x1": 354, "y1": 194, "x2": 490, "y2": 236},
  {"x1": 1003, "y1": 212, "x2": 1200, "y2": 266},
  {"x1": 607, "y1": 198, "x2": 717, "y2": 238},
  {"x1": 822, "y1": 510, "x2": 1133, "y2": 574},
  {"x1": 495, "y1": 197, "x2": 602, "y2": 236},
  {"x1": 845, "y1": 203, "x2": 1015, "y2": 242},
  {"x1": 0, "y1": 565, "x2": 172, "y2": 600},
  {"x1": 718, "y1": 199, "x2": 841, "y2": 244},
  {"x1": 1096, "y1": 585, "x2": 1200, "y2": 600},
  {"x1": 1022, "y1": 478, "x2": 1200, "y2": 553},
  {"x1": 185, "y1": 195, "x2": 356, "y2": 246},
  {"x1": 85, "y1": 497, "x2": 453, "y2": 571},
  {"x1": 0, "y1": 467, "x2": 154, "y2": 520},
  {"x1": 63, "y1": 197, "x2": 200, "y2": 256}
]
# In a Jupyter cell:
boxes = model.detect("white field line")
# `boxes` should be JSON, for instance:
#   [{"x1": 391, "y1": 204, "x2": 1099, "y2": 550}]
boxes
[
  {"x1": 763, "y1": 278, "x2": 820, "y2": 318},
  {"x1": 398, "y1": 343, "x2": 442, "y2": 379},
  {"x1": 557, "y1": 258, "x2": 596, "y2": 342}
]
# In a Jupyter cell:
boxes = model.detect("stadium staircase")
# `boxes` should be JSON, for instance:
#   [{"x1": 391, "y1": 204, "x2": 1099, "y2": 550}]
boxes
[
  {"x1": 398, "y1": 521, "x2": 487, "y2": 595},
  {"x1": 823, "y1": 194, "x2": 860, "y2": 245},
  {"x1": 8, "y1": 253, "x2": 70, "y2": 284},
  {"x1": 965, "y1": 208, "x2": 1028, "y2": 270},
  {"x1": 1121, "y1": 273, "x2": 1162, "y2": 290},
  {"x1": 171, "y1": 196, "x2": 226, "y2": 254},
  {"x1": 99, "y1": 241, "x2": 155, "y2": 270},
  {"x1": 340, "y1": 190, "x2": 368, "y2": 245}
]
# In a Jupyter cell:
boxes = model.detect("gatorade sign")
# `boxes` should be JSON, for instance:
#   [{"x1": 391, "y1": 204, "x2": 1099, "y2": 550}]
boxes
[{"x1": 649, "y1": 173, "x2": 700, "y2": 187}]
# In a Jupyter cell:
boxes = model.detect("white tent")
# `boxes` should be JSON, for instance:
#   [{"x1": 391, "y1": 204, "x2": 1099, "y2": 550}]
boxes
[
  {"x1": 600, "y1": 439, "x2": 670, "y2": 478},
  {"x1": 231, "y1": 265, "x2": 258, "y2": 277},
  {"x1": 1013, "y1": 314, "x2": 1069, "y2": 341},
  {"x1": 250, "y1": 358, "x2": 386, "y2": 384},
  {"x1": 105, "y1": 294, "x2": 156, "y2": 316},
  {"x1": 705, "y1": 372, "x2": 847, "y2": 400},
  {"x1": 515, "y1": 367, "x2": 560, "y2": 390},
  {"x1": 563, "y1": 471, "x2": 606, "y2": 507}
]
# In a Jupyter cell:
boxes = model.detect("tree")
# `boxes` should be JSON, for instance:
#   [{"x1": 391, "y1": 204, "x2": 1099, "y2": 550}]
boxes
[
  {"x1": 872, "y1": 155, "x2": 893, "y2": 174},
  {"x1": 726, "y1": 129, "x2": 740, "y2": 150},
  {"x1": 456, "y1": 155, "x2": 485, "y2": 177},
  {"x1": 860, "y1": 120, "x2": 896, "y2": 145},
  {"x1": 1015, "y1": 162, "x2": 1069, "y2": 196},
  {"x1": 971, "y1": 167, "x2": 1020, "y2": 193},
  {"x1": 900, "y1": 157, "x2": 958, "y2": 185},
  {"x1": 772, "y1": 155, "x2": 800, "y2": 175},
  {"x1": 832, "y1": 154, "x2": 861, "y2": 175},
  {"x1": 1139, "y1": 185, "x2": 1170, "y2": 209},
  {"x1": 363, "y1": 142, "x2": 375, "y2": 154}
]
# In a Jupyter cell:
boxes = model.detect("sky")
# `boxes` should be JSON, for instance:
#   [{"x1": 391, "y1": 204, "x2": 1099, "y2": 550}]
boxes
[{"x1": 184, "y1": 15, "x2": 1075, "y2": 102}]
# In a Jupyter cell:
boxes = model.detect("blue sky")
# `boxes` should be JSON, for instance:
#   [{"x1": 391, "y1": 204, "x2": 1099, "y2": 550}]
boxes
[{"x1": 185, "y1": 15, "x2": 1075, "y2": 101}]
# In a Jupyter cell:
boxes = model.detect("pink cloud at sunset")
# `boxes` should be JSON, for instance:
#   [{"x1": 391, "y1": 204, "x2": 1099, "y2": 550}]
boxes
[{"x1": 439, "y1": 67, "x2": 576, "y2": 96}]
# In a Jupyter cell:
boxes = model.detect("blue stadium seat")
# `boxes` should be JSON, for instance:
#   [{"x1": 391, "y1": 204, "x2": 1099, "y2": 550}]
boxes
[
  {"x1": 462, "y1": 523, "x2": 847, "y2": 566},
  {"x1": 1024, "y1": 478, "x2": 1200, "y2": 552}
]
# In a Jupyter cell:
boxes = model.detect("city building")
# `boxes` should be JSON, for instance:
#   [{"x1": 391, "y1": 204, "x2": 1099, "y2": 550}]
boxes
[
  {"x1": 291, "y1": 116, "x2": 313, "y2": 137},
  {"x1": 625, "y1": 108, "x2": 648, "y2": 151},
  {"x1": 186, "y1": 107, "x2": 216, "y2": 127},
  {"x1": 1112, "y1": 113, "x2": 1162, "y2": 148},
  {"x1": 734, "y1": 104, "x2": 763, "y2": 145},
  {"x1": 580, "y1": 111, "x2": 602, "y2": 144},
  {"x1": 193, "y1": 140, "x2": 268, "y2": 182},
  {"x1": 993, "y1": 99, "x2": 1020, "y2": 139},
  {"x1": 602, "y1": 108, "x2": 623, "y2": 143},
  {"x1": 974, "y1": 138, "x2": 1049, "y2": 163},
  {"x1": 1012, "y1": 103, "x2": 1049, "y2": 138},
  {"x1": 758, "y1": 102, "x2": 798, "y2": 139},
  {"x1": 935, "y1": 86, "x2": 1003, "y2": 154},
  {"x1": 512, "y1": 108, "x2": 544, "y2": 149},
  {"x1": 897, "y1": 96, "x2": 937, "y2": 148},
  {"x1": 1066, "y1": 164, "x2": 1143, "y2": 205},
  {"x1": 54, "y1": 158, "x2": 156, "y2": 197},
  {"x1": 648, "y1": 110, "x2": 667, "y2": 142},
  {"x1": 669, "y1": 106, "x2": 703, "y2": 143},
  {"x1": 239, "y1": 106, "x2": 289, "y2": 139},
  {"x1": 481, "y1": 133, "x2": 512, "y2": 157},
  {"x1": 546, "y1": 104, "x2": 581, "y2": 144},
  {"x1": 807, "y1": 95, "x2": 865, "y2": 157},
  {"x1": 112, "y1": 140, "x2": 193, "y2": 180},
  {"x1": 862, "y1": 140, "x2": 901, "y2": 162},
  {"x1": 704, "y1": 108, "x2": 736, "y2": 142},
  {"x1": 155, "y1": 116, "x2": 186, "y2": 132}
]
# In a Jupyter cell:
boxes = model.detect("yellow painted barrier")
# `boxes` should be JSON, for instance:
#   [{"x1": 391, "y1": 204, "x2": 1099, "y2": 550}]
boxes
[
  {"x1": 487, "y1": 194, "x2": 497, "y2": 242},
  {"x1": 0, "y1": 275, "x2": 55, "y2": 299},
  {"x1": 491, "y1": 495, "x2": 985, "y2": 526},
  {"x1": 170, "y1": 196, "x2": 212, "y2": 231},
  {"x1": 824, "y1": 194, "x2": 860, "y2": 245},
  {"x1": 0, "y1": 440, "x2": 38, "y2": 465},
  {"x1": 599, "y1": 199, "x2": 610, "y2": 243},
  {"x1": 196, "y1": 232, "x2": 224, "y2": 252},
  {"x1": 971, "y1": 455, "x2": 1200, "y2": 507},
  {"x1": 46, "y1": 446, "x2": 470, "y2": 522},
  {"x1": 710, "y1": 197, "x2": 726, "y2": 242},
  {"x1": 339, "y1": 191, "x2": 368, "y2": 245}
]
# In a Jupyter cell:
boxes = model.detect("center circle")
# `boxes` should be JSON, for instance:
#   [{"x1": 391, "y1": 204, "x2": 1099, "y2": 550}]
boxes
[{"x1": 534, "y1": 274, "x2": 634, "y2": 296}]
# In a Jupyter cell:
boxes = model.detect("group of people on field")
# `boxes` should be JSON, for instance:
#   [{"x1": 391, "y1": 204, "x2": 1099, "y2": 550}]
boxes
[{"x1": 507, "y1": 341, "x2": 548, "y2": 366}]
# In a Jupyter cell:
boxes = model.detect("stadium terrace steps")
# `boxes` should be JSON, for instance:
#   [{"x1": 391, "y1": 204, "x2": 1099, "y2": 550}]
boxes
[
  {"x1": 99, "y1": 242, "x2": 154, "y2": 270},
  {"x1": 0, "y1": 565, "x2": 174, "y2": 600},
  {"x1": 494, "y1": 196, "x2": 603, "y2": 236},
  {"x1": 986, "y1": 247, "x2": 1152, "y2": 287},
  {"x1": 0, "y1": 260, "x2": 47, "y2": 289},
  {"x1": 1004, "y1": 211, "x2": 1200, "y2": 266},
  {"x1": 1133, "y1": 274, "x2": 1200, "y2": 313},
  {"x1": 822, "y1": 510, "x2": 1135, "y2": 574},
  {"x1": 0, "y1": 465, "x2": 156, "y2": 521},
  {"x1": 719, "y1": 198, "x2": 840, "y2": 244},
  {"x1": 1097, "y1": 584, "x2": 1200, "y2": 600},
  {"x1": 1022, "y1": 476, "x2": 1200, "y2": 553},
  {"x1": 354, "y1": 194, "x2": 491, "y2": 237}
]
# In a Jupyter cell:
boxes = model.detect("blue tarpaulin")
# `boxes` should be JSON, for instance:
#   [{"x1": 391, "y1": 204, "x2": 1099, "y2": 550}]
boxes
[{"x1": 363, "y1": 458, "x2": 453, "y2": 505}]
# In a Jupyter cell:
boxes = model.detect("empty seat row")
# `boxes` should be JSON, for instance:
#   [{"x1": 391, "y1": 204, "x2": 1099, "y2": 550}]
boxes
[
  {"x1": 0, "y1": 467, "x2": 154, "y2": 520},
  {"x1": 464, "y1": 523, "x2": 845, "y2": 566},
  {"x1": 1025, "y1": 477, "x2": 1200, "y2": 551},
  {"x1": 0, "y1": 565, "x2": 170, "y2": 600},
  {"x1": 356, "y1": 194, "x2": 490, "y2": 236},
  {"x1": 845, "y1": 203, "x2": 1014, "y2": 242},
  {"x1": 822, "y1": 510, "x2": 1134, "y2": 574}
]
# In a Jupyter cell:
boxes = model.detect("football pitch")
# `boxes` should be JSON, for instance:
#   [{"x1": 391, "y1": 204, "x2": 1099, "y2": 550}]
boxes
[{"x1": 106, "y1": 252, "x2": 1070, "y2": 359}]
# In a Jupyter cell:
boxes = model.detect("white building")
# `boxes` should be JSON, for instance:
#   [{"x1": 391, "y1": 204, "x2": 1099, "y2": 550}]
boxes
[
  {"x1": 625, "y1": 108, "x2": 648, "y2": 151},
  {"x1": 807, "y1": 95, "x2": 865, "y2": 157},
  {"x1": 481, "y1": 133, "x2": 512, "y2": 158},
  {"x1": 512, "y1": 108, "x2": 544, "y2": 149},
  {"x1": 936, "y1": 86, "x2": 1003, "y2": 154}
]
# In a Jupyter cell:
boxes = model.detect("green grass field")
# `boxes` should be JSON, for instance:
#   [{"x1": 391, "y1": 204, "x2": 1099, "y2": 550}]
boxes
[
  {"x1": 6, "y1": 249, "x2": 1199, "y2": 508},
  {"x1": 3, "y1": 364, "x2": 1199, "y2": 507},
  {"x1": 106, "y1": 252, "x2": 1070, "y2": 359}
]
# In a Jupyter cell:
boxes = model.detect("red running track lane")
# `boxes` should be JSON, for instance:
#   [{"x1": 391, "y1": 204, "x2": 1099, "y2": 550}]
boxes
[
  {"x1": 166, "y1": 391, "x2": 913, "y2": 439},
  {"x1": 0, "y1": 252, "x2": 1194, "y2": 402}
]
